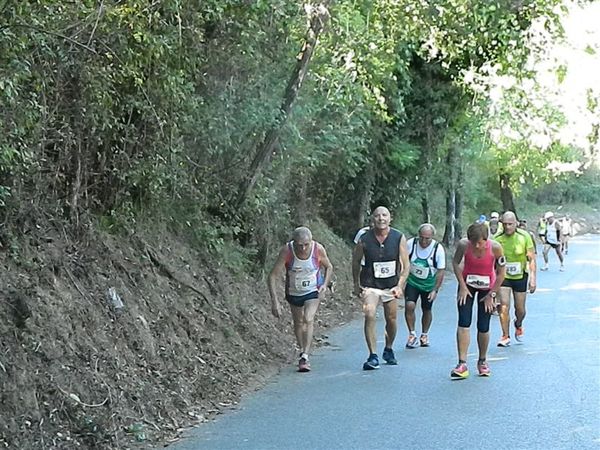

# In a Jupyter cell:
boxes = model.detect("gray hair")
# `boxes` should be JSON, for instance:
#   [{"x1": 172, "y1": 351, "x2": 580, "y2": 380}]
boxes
[
  {"x1": 418, "y1": 223, "x2": 436, "y2": 236},
  {"x1": 292, "y1": 226, "x2": 312, "y2": 241}
]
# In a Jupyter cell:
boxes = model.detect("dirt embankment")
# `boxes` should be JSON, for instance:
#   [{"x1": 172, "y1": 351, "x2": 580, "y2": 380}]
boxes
[{"x1": 0, "y1": 218, "x2": 360, "y2": 449}]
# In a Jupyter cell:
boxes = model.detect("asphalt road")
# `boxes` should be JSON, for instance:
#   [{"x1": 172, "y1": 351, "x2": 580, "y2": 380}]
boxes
[{"x1": 174, "y1": 234, "x2": 600, "y2": 450}]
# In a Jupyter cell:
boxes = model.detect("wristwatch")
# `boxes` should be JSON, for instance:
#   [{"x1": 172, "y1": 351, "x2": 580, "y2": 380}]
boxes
[{"x1": 490, "y1": 292, "x2": 497, "y2": 299}]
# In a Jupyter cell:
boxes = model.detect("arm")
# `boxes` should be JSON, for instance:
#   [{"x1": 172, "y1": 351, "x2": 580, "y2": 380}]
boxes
[
  {"x1": 317, "y1": 244, "x2": 333, "y2": 294},
  {"x1": 267, "y1": 246, "x2": 288, "y2": 318},
  {"x1": 526, "y1": 236, "x2": 537, "y2": 293},
  {"x1": 428, "y1": 244, "x2": 446, "y2": 302},
  {"x1": 484, "y1": 242, "x2": 506, "y2": 313},
  {"x1": 391, "y1": 234, "x2": 410, "y2": 299},
  {"x1": 352, "y1": 242, "x2": 364, "y2": 297},
  {"x1": 452, "y1": 240, "x2": 471, "y2": 305}
]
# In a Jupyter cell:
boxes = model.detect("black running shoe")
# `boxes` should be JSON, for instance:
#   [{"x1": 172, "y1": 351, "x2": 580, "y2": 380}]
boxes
[
  {"x1": 382, "y1": 347, "x2": 398, "y2": 365},
  {"x1": 362, "y1": 353, "x2": 380, "y2": 370}
]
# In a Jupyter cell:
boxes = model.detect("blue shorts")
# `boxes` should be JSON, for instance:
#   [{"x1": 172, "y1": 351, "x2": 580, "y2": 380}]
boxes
[{"x1": 286, "y1": 291, "x2": 319, "y2": 307}]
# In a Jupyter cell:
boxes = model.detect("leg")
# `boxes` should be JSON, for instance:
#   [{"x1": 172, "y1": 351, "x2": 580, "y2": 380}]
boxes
[
  {"x1": 554, "y1": 246, "x2": 564, "y2": 265},
  {"x1": 476, "y1": 293, "x2": 492, "y2": 362},
  {"x1": 456, "y1": 292, "x2": 475, "y2": 362},
  {"x1": 382, "y1": 299, "x2": 398, "y2": 349},
  {"x1": 542, "y1": 245, "x2": 550, "y2": 265},
  {"x1": 498, "y1": 286, "x2": 512, "y2": 338},
  {"x1": 514, "y1": 291, "x2": 527, "y2": 328},
  {"x1": 421, "y1": 291, "x2": 433, "y2": 334},
  {"x1": 290, "y1": 305, "x2": 305, "y2": 353},
  {"x1": 362, "y1": 290, "x2": 379, "y2": 354},
  {"x1": 404, "y1": 300, "x2": 417, "y2": 334},
  {"x1": 301, "y1": 297, "x2": 321, "y2": 355}
]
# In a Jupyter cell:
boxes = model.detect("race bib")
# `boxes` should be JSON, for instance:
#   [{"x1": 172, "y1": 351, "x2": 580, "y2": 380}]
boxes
[
  {"x1": 410, "y1": 263, "x2": 429, "y2": 280},
  {"x1": 466, "y1": 274, "x2": 491, "y2": 289},
  {"x1": 293, "y1": 272, "x2": 316, "y2": 291},
  {"x1": 373, "y1": 261, "x2": 396, "y2": 279},
  {"x1": 506, "y1": 262, "x2": 523, "y2": 276}
]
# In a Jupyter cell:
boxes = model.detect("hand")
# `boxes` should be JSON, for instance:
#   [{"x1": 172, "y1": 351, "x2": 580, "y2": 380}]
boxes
[
  {"x1": 457, "y1": 285, "x2": 471, "y2": 305},
  {"x1": 483, "y1": 293, "x2": 496, "y2": 314},
  {"x1": 529, "y1": 279, "x2": 537, "y2": 294},
  {"x1": 353, "y1": 285, "x2": 363, "y2": 297},
  {"x1": 427, "y1": 290, "x2": 438, "y2": 303},
  {"x1": 391, "y1": 286, "x2": 404, "y2": 300},
  {"x1": 318, "y1": 285, "x2": 327, "y2": 295},
  {"x1": 271, "y1": 301, "x2": 281, "y2": 318}
]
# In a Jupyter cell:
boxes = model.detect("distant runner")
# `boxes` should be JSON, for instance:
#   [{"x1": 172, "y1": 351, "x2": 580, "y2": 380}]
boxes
[
  {"x1": 561, "y1": 214, "x2": 573, "y2": 255},
  {"x1": 268, "y1": 227, "x2": 333, "y2": 372},
  {"x1": 541, "y1": 211, "x2": 564, "y2": 272}
]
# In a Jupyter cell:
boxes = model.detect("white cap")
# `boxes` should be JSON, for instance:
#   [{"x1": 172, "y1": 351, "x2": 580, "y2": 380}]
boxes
[
  {"x1": 544, "y1": 211, "x2": 554, "y2": 219},
  {"x1": 490, "y1": 212, "x2": 499, "y2": 219}
]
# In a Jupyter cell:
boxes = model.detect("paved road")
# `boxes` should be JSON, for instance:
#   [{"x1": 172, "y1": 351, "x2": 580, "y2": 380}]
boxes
[{"x1": 175, "y1": 235, "x2": 600, "y2": 450}]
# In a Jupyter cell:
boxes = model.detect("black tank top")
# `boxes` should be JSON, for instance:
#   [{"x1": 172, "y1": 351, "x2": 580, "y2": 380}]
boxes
[{"x1": 360, "y1": 228, "x2": 402, "y2": 289}]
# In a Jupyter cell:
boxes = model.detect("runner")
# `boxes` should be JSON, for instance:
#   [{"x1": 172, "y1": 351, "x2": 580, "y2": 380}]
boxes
[
  {"x1": 450, "y1": 222, "x2": 506, "y2": 379},
  {"x1": 268, "y1": 227, "x2": 333, "y2": 372},
  {"x1": 537, "y1": 216, "x2": 547, "y2": 244},
  {"x1": 403, "y1": 223, "x2": 446, "y2": 348},
  {"x1": 541, "y1": 211, "x2": 564, "y2": 272},
  {"x1": 561, "y1": 214, "x2": 573, "y2": 255},
  {"x1": 495, "y1": 212, "x2": 537, "y2": 347},
  {"x1": 518, "y1": 219, "x2": 538, "y2": 254},
  {"x1": 352, "y1": 206, "x2": 410, "y2": 370},
  {"x1": 489, "y1": 211, "x2": 504, "y2": 236}
]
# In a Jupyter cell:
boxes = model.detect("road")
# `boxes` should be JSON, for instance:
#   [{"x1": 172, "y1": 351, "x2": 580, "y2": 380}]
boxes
[{"x1": 174, "y1": 235, "x2": 600, "y2": 450}]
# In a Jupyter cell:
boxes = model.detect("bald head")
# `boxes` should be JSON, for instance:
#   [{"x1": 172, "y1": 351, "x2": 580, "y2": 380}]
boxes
[
  {"x1": 292, "y1": 226, "x2": 312, "y2": 242},
  {"x1": 371, "y1": 206, "x2": 392, "y2": 231},
  {"x1": 372, "y1": 206, "x2": 391, "y2": 217},
  {"x1": 501, "y1": 211, "x2": 517, "y2": 235},
  {"x1": 502, "y1": 211, "x2": 516, "y2": 222}
]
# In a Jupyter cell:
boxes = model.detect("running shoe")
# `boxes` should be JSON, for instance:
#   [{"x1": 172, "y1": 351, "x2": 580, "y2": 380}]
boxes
[
  {"x1": 477, "y1": 360, "x2": 491, "y2": 377},
  {"x1": 406, "y1": 334, "x2": 419, "y2": 349},
  {"x1": 540, "y1": 265, "x2": 549, "y2": 271},
  {"x1": 450, "y1": 363, "x2": 469, "y2": 380},
  {"x1": 560, "y1": 265, "x2": 565, "y2": 272},
  {"x1": 497, "y1": 336, "x2": 511, "y2": 347},
  {"x1": 298, "y1": 356, "x2": 311, "y2": 372},
  {"x1": 515, "y1": 323, "x2": 524, "y2": 343},
  {"x1": 419, "y1": 334, "x2": 430, "y2": 347},
  {"x1": 363, "y1": 353, "x2": 380, "y2": 370},
  {"x1": 382, "y1": 347, "x2": 398, "y2": 365}
]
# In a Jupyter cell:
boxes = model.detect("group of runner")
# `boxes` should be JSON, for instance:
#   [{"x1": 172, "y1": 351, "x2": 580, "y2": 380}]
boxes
[{"x1": 267, "y1": 206, "x2": 570, "y2": 378}]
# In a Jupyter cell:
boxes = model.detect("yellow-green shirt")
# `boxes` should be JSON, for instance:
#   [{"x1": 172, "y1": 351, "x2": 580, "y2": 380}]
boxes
[{"x1": 494, "y1": 229, "x2": 534, "y2": 279}]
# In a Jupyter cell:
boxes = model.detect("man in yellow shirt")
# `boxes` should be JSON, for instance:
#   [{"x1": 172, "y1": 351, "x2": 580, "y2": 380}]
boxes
[{"x1": 494, "y1": 211, "x2": 537, "y2": 347}]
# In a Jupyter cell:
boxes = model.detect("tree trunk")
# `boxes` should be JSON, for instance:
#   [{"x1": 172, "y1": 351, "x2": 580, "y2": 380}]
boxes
[
  {"x1": 454, "y1": 161, "x2": 464, "y2": 241},
  {"x1": 355, "y1": 165, "x2": 374, "y2": 230},
  {"x1": 421, "y1": 194, "x2": 430, "y2": 224},
  {"x1": 499, "y1": 172, "x2": 516, "y2": 214},
  {"x1": 235, "y1": 4, "x2": 331, "y2": 209},
  {"x1": 443, "y1": 187, "x2": 455, "y2": 246},
  {"x1": 292, "y1": 175, "x2": 308, "y2": 227}
]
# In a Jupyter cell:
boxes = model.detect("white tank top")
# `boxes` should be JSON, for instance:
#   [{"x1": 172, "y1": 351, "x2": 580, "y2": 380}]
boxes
[
  {"x1": 546, "y1": 221, "x2": 559, "y2": 245},
  {"x1": 286, "y1": 242, "x2": 321, "y2": 297}
]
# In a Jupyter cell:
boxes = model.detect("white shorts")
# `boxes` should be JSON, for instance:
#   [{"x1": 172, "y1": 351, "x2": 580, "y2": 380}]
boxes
[{"x1": 362, "y1": 287, "x2": 397, "y2": 304}]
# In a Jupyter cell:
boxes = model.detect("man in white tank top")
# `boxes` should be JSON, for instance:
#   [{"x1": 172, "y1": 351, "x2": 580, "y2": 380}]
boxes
[
  {"x1": 541, "y1": 211, "x2": 564, "y2": 271},
  {"x1": 268, "y1": 227, "x2": 333, "y2": 372}
]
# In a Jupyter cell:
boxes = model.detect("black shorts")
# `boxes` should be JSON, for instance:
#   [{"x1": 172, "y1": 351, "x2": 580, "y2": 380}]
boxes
[
  {"x1": 546, "y1": 242, "x2": 560, "y2": 249},
  {"x1": 286, "y1": 291, "x2": 319, "y2": 307},
  {"x1": 501, "y1": 273, "x2": 528, "y2": 293},
  {"x1": 404, "y1": 283, "x2": 434, "y2": 311}
]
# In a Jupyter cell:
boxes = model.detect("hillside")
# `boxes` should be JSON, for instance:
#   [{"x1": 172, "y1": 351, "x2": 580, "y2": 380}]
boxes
[{"x1": 0, "y1": 217, "x2": 360, "y2": 449}]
